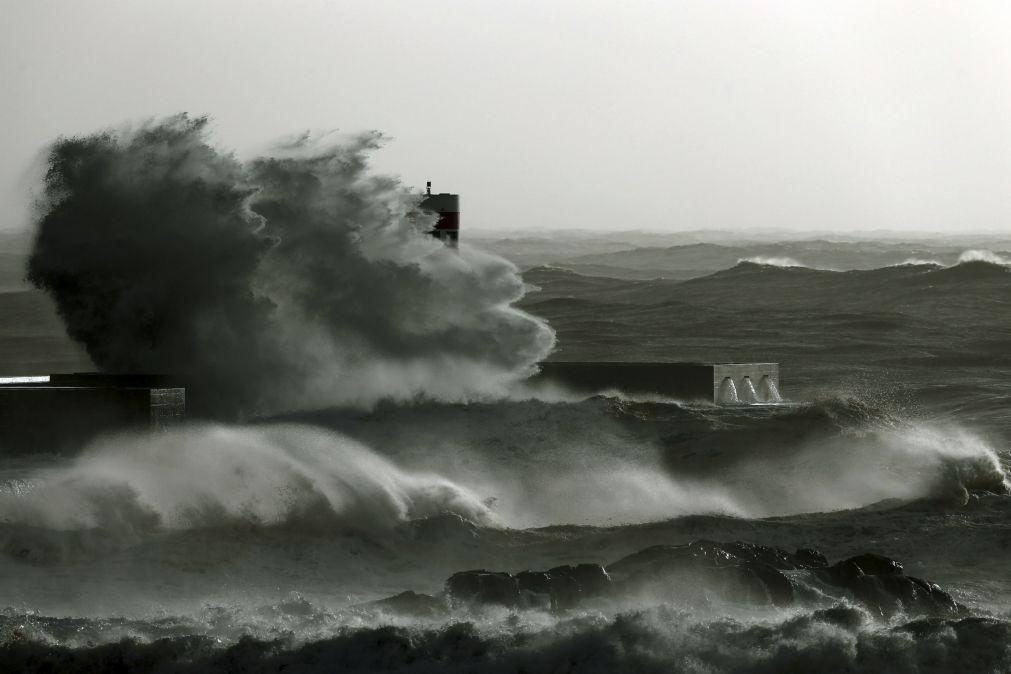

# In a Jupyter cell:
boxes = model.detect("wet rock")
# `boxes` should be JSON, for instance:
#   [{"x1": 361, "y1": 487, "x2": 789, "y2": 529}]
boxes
[
  {"x1": 845, "y1": 573, "x2": 959, "y2": 617},
  {"x1": 719, "y1": 541, "x2": 805, "y2": 570},
  {"x1": 603, "y1": 544, "x2": 699, "y2": 583},
  {"x1": 545, "y1": 564, "x2": 612, "y2": 608},
  {"x1": 548, "y1": 564, "x2": 612, "y2": 596},
  {"x1": 515, "y1": 570, "x2": 553, "y2": 595},
  {"x1": 440, "y1": 541, "x2": 961, "y2": 618},
  {"x1": 605, "y1": 541, "x2": 805, "y2": 609},
  {"x1": 515, "y1": 571, "x2": 556, "y2": 610},
  {"x1": 740, "y1": 563, "x2": 795, "y2": 607},
  {"x1": 446, "y1": 571, "x2": 520, "y2": 608},
  {"x1": 446, "y1": 564, "x2": 614, "y2": 611},
  {"x1": 816, "y1": 553, "x2": 960, "y2": 617},
  {"x1": 606, "y1": 539, "x2": 827, "y2": 585},
  {"x1": 908, "y1": 578, "x2": 960, "y2": 615},
  {"x1": 821, "y1": 553, "x2": 903, "y2": 590},
  {"x1": 832, "y1": 553, "x2": 904, "y2": 580}
]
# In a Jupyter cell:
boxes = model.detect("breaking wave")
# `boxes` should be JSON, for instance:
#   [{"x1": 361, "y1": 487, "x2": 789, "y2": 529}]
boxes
[
  {"x1": 957, "y1": 249, "x2": 1011, "y2": 266},
  {"x1": 887, "y1": 250, "x2": 1010, "y2": 270},
  {"x1": 0, "y1": 424, "x2": 495, "y2": 536},
  {"x1": 27, "y1": 115, "x2": 555, "y2": 417},
  {"x1": 737, "y1": 249, "x2": 1011, "y2": 272},
  {"x1": 737, "y1": 256, "x2": 805, "y2": 267},
  {"x1": 893, "y1": 257, "x2": 944, "y2": 267},
  {"x1": 0, "y1": 397, "x2": 1003, "y2": 540},
  {"x1": 656, "y1": 398, "x2": 1009, "y2": 516},
  {"x1": 272, "y1": 397, "x2": 1010, "y2": 528}
]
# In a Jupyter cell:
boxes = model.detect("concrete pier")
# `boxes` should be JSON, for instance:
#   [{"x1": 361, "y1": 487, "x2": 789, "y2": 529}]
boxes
[
  {"x1": 534, "y1": 362, "x2": 781, "y2": 404},
  {"x1": 0, "y1": 373, "x2": 185, "y2": 454}
]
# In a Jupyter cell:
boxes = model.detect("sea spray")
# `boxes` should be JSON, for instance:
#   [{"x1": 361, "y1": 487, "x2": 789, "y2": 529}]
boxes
[
  {"x1": 1, "y1": 397, "x2": 1003, "y2": 535},
  {"x1": 278, "y1": 396, "x2": 1010, "y2": 527},
  {"x1": 27, "y1": 115, "x2": 555, "y2": 417},
  {"x1": 0, "y1": 423, "x2": 496, "y2": 535},
  {"x1": 957, "y1": 249, "x2": 1011, "y2": 266}
]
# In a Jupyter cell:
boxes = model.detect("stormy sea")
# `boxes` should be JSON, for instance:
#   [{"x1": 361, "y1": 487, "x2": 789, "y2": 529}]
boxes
[{"x1": 0, "y1": 118, "x2": 1009, "y2": 672}]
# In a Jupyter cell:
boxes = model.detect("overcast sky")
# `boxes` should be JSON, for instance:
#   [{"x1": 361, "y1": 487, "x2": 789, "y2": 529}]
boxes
[{"x1": 2, "y1": 0, "x2": 1010, "y2": 233}]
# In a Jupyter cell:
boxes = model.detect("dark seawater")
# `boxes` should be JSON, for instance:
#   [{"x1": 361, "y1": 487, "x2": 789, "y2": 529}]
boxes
[{"x1": 0, "y1": 258, "x2": 1010, "y2": 672}]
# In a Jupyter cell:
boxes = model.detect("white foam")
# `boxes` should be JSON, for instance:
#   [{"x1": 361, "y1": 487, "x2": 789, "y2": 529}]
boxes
[
  {"x1": 957, "y1": 249, "x2": 1011, "y2": 266},
  {"x1": 893, "y1": 258, "x2": 943, "y2": 267},
  {"x1": 0, "y1": 424, "x2": 496, "y2": 533},
  {"x1": 739, "y1": 256, "x2": 805, "y2": 267}
]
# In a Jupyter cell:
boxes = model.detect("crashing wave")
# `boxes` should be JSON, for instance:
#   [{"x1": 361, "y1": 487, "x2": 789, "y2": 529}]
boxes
[
  {"x1": 956, "y1": 249, "x2": 1011, "y2": 266},
  {"x1": 737, "y1": 256, "x2": 806, "y2": 268},
  {"x1": 27, "y1": 116, "x2": 555, "y2": 417},
  {"x1": 892, "y1": 257, "x2": 944, "y2": 267},
  {"x1": 275, "y1": 396, "x2": 1009, "y2": 528},
  {"x1": 0, "y1": 424, "x2": 496, "y2": 536}
]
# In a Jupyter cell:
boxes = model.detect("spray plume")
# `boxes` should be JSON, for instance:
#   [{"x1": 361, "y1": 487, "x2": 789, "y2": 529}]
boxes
[{"x1": 27, "y1": 115, "x2": 555, "y2": 416}]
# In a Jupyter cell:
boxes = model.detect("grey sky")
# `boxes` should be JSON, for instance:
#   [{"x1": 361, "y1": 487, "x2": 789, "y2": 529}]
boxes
[{"x1": 2, "y1": 0, "x2": 1010, "y2": 233}]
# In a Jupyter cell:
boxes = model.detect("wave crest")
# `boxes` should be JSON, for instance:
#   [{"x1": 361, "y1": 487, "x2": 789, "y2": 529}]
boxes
[
  {"x1": 659, "y1": 397, "x2": 1009, "y2": 515},
  {"x1": 737, "y1": 256, "x2": 805, "y2": 267},
  {"x1": 956, "y1": 249, "x2": 1011, "y2": 266},
  {"x1": 0, "y1": 424, "x2": 496, "y2": 536}
]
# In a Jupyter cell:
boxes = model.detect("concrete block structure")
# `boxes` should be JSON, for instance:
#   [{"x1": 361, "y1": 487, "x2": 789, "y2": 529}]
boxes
[
  {"x1": 534, "y1": 362, "x2": 781, "y2": 404},
  {"x1": 0, "y1": 373, "x2": 185, "y2": 454}
]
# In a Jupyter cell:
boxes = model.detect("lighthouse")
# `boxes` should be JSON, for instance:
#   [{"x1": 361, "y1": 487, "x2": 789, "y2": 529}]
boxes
[{"x1": 418, "y1": 181, "x2": 459, "y2": 247}]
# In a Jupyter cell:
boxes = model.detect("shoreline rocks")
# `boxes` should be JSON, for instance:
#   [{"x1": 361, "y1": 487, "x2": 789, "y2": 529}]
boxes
[{"x1": 369, "y1": 539, "x2": 964, "y2": 619}]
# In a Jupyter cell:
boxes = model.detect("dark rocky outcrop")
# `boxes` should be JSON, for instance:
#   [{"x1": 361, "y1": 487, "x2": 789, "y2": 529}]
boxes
[
  {"x1": 447, "y1": 564, "x2": 611, "y2": 610},
  {"x1": 816, "y1": 553, "x2": 960, "y2": 617},
  {"x1": 373, "y1": 540, "x2": 961, "y2": 619},
  {"x1": 827, "y1": 552, "x2": 904, "y2": 582},
  {"x1": 604, "y1": 539, "x2": 822, "y2": 609},
  {"x1": 445, "y1": 571, "x2": 520, "y2": 608},
  {"x1": 606, "y1": 539, "x2": 826, "y2": 582}
]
